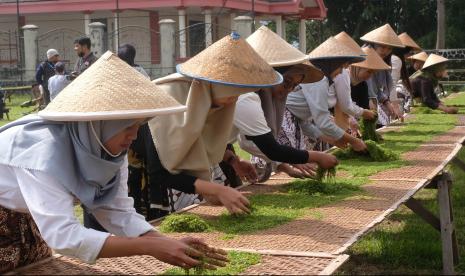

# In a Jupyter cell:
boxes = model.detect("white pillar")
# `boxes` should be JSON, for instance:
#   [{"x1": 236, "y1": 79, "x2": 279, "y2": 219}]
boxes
[
  {"x1": 84, "y1": 13, "x2": 91, "y2": 36},
  {"x1": 204, "y1": 9, "x2": 212, "y2": 47},
  {"x1": 113, "y1": 11, "x2": 119, "y2": 50},
  {"x1": 275, "y1": 15, "x2": 283, "y2": 37},
  {"x1": 89, "y1": 22, "x2": 105, "y2": 57},
  {"x1": 282, "y1": 19, "x2": 287, "y2": 41},
  {"x1": 299, "y1": 19, "x2": 307, "y2": 53},
  {"x1": 233, "y1": 16, "x2": 253, "y2": 38},
  {"x1": 230, "y1": 12, "x2": 236, "y2": 31},
  {"x1": 178, "y1": 9, "x2": 187, "y2": 58},
  {"x1": 159, "y1": 19, "x2": 176, "y2": 76},
  {"x1": 22, "y1": 24, "x2": 38, "y2": 81}
]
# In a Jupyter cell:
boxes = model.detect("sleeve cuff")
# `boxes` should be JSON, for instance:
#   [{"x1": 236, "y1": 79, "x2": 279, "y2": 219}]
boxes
[{"x1": 62, "y1": 229, "x2": 111, "y2": 264}]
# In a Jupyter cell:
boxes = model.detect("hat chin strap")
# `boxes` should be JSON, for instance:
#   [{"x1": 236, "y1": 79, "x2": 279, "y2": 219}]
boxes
[{"x1": 90, "y1": 121, "x2": 123, "y2": 158}]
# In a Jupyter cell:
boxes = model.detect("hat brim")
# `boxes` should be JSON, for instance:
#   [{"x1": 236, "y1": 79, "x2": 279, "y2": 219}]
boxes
[
  {"x1": 423, "y1": 60, "x2": 448, "y2": 71},
  {"x1": 176, "y1": 64, "x2": 283, "y2": 88},
  {"x1": 269, "y1": 57, "x2": 309, "y2": 67},
  {"x1": 38, "y1": 106, "x2": 187, "y2": 121},
  {"x1": 309, "y1": 56, "x2": 366, "y2": 63},
  {"x1": 360, "y1": 38, "x2": 405, "y2": 48}
]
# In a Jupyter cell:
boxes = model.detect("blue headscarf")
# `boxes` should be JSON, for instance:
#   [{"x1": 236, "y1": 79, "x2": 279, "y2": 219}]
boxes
[{"x1": 0, "y1": 114, "x2": 136, "y2": 210}]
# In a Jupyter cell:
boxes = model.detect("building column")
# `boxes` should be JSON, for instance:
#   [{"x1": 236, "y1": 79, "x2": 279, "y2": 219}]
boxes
[
  {"x1": 159, "y1": 19, "x2": 176, "y2": 76},
  {"x1": 113, "y1": 10, "x2": 119, "y2": 50},
  {"x1": 275, "y1": 15, "x2": 283, "y2": 37},
  {"x1": 178, "y1": 9, "x2": 187, "y2": 59},
  {"x1": 282, "y1": 19, "x2": 287, "y2": 41},
  {"x1": 21, "y1": 24, "x2": 38, "y2": 81},
  {"x1": 84, "y1": 12, "x2": 91, "y2": 36},
  {"x1": 233, "y1": 15, "x2": 253, "y2": 38},
  {"x1": 204, "y1": 8, "x2": 212, "y2": 47},
  {"x1": 89, "y1": 22, "x2": 105, "y2": 57},
  {"x1": 230, "y1": 12, "x2": 236, "y2": 32},
  {"x1": 299, "y1": 19, "x2": 307, "y2": 53}
]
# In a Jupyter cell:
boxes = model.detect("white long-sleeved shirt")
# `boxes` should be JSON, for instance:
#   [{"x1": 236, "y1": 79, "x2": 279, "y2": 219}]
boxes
[
  {"x1": 390, "y1": 55, "x2": 402, "y2": 101},
  {"x1": 0, "y1": 157, "x2": 153, "y2": 264},
  {"x1": 286, "y1": 77, "x2": 345, "y2": 140},
  {"x1": 328, "y1": 68, "x2": 364, "y2": 118}
]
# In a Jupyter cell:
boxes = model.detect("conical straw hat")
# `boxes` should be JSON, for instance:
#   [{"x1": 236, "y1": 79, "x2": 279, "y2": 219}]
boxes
[
  {"x1": 407, "y1": 51, "x2": 428, "y2": 62},
  {"x1": 308, "y1": 36, "x2": 365, "y2": 63},
  {"x1": 246, "y1": 26, "x2": 323, "y2": 83},
  {"x1": 177, "y1": 32, "x2": 282, "y2": 88},
  {"x1": 422, "y1": 53, "x2": 448, "y2": 70},
  {"x1": 360, "y1": 24, "x2": 404, "y2": 48},
  {"x1": 398, "y1": 32, "x2": 421, "y2": 50},
  {"x1": 334, "y1": 31, "x2": 365, "y2": 56},
  {"x1": 39, "y1": 51, "x2": 186, "y2": 121},
  {"x1": 351, "y1": 47, "x2": 391, "y2": 70}
]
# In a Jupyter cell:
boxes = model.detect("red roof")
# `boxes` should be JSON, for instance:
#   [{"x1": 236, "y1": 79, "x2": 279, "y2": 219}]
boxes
[{"x1": 0, "y1": 0, "x2": 327, "y2": 19}]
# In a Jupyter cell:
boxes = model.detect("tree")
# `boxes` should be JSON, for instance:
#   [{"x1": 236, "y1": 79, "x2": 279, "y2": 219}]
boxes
[{"x1": 436, "y1": 0, "x2": 446, "y2": 49}]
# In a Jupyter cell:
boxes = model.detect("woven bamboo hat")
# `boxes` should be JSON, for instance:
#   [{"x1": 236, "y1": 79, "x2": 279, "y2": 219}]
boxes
[
  {"x1": 422, "y1": 53, "x2": 448, "y2": 70},
  {"x1": 246, "y1": 26, "x2": 323, "y2": 83},
  {"x1": 351, "y1": 47, "x2": 391, "y2": 70},
  {"x1": 308, "y1": 36, "x2": 365, "y2": 63},
  {"x1": 334, "y1": 31, "x2": 365, "y2": 56},
  {"x1": 398, "y1": 32, "x2": 421, "y2": 51},
  {"x1": 407, "y1": 51, "x2": 428, "y2": 62},
  {"x1": 177, "y1": 32, "x2": 282, "y2": 88},
  {"x1": 360, "y1": 24, "x2": 405, "y2": 48},
  {"x1": 39, "y1": 51, "x2": 186, "y2": 121}
]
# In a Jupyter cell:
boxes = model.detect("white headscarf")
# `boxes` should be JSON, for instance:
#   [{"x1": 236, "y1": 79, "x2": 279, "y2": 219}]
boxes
[{"x1": 149, "y1": 73, "x2": 254, "y2": 180}]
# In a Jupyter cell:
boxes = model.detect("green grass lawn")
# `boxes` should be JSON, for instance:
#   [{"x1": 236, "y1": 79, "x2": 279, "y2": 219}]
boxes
[{"x1": 0, "y1": 93, "x2": 35, "y2": 127}]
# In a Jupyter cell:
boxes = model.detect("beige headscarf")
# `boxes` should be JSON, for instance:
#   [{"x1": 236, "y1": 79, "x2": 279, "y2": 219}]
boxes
[{"x1": 149, "y1": 73, "x2": 254, "y2": 180}]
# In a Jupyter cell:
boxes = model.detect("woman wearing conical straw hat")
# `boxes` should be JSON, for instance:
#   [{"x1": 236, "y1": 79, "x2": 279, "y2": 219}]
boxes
[
  {"x1": 408, "y1": 51, "x2": 429, "y2": 72},
  {"x1": 0, "y1": 52, "x2": 229, "y2": 271},
  {"x1": 391, "y1": 32, "x2": 422, "y2": 116},
  {"x1": 410, "y1": 54, "x2": 458, "y2": 114},
  {"x1": 145, "y1": 33, "x2": 282, "y2": 219},
  {"x1": 281, "y1": 36, "x2": 367, "y2": 153},
  {"x1": 331, "y1": 32, "x2": 377, "y2": 132},
  {"x1": 231, "y1": 26, "x2": 337, "y2": 182},
  {"x1": 360, "y1": 23, "x2": 405, "y2": 125},
  {"x1": 350, "y1": 46, "x2": 391, "y2": 110}
]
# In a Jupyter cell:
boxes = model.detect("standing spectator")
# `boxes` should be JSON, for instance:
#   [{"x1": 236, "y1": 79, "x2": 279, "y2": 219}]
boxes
[
  {"x1": 71, "y1": 37, "x2": 97, "y2": 78},
  {"x1": 36, "y1": 49, "x2": 59, "y2": 105},
  {"x1": 48, "y1": 62, "x2": 71, "y2": 100},
  {"x1": 0, "y1": 83, "x2": 4, "y2": 120},
  {"x1": 117, "y1": 44, "x2": 150, "y2": 78}
]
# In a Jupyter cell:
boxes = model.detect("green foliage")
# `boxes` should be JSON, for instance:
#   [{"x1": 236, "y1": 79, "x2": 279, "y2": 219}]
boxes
[
  {"x1": 298, "y1": 0, "x2": 465, "y2": 50},
  {"x1": 338, "y1": 111, "x2": 457, "y2": 177},
  {"x1": 285, "y1": 178, "x2": 362, "y2": 196},
  {"x1": 315, "y1": 166, "x2": 337, "y2": 182},
  {"x1": 360, "y1": 114, "x2": 381, "y2": 142},
  {"x1": 334, "y1": 140, "x2": 399, "y2": 162},
  {"x1": 210, "y1": 177, "x2": 365, "y2": 237},
  {"x1": 410, "y1": 106, "x2": 443, "y2": 114},
  {"x1": 159, "y1": 214, "x2": 210, "y2": 233},
  {"x1": 163, "y1": 251, "x2": 261, "y2": 275}
]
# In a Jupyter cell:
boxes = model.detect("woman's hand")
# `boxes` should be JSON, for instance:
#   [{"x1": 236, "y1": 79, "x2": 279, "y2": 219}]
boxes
[
  {"x1": 362, "y1": 109, "x2": 376, "y2": 120},
  {"x1": 195, "y1": 180, "x2": 250, "y2": 215},
  {"x1": 277, "y1": 163, "x2": 311, "y2": 178},
  {"x1": 350, "y1": 138, "x2": 367, "y2": 152},
  {"x1": 231, "y1": 159, "x2": 258, "y2": 183},
  {"x1": 308, "y1": 151, "x2": 338, "y2": 169}
]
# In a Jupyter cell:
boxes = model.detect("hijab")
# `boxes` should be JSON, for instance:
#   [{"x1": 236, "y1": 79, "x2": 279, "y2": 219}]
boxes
[
  {"x1": 0, "y1": 114, "x2": 136, "y2": 210},
  {"x1": 258, "y1": 65, "x2": 307, "y2": 137},
  {"x1": 149, "y1": 73, "x2": 253, "y2": 180}
]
